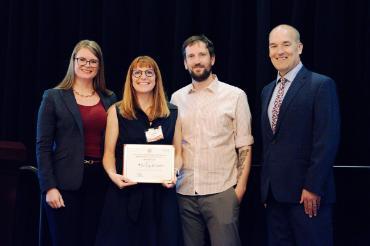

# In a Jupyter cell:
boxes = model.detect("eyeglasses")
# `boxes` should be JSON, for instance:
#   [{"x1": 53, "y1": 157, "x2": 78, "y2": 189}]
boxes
[
  {"x1": 74, "y1": 57, "x2": 99, "y2": 68},
  {"x1": 132, "y1": 69, "x2": 155, "y2": 78}
]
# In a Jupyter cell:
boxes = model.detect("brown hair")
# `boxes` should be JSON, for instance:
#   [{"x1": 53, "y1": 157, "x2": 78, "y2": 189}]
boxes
[
  {"x1": 55, "y1": 40, "x2": 111, "y2": 95},
  {"x1": 182, "y1": 34, "x2": 215, "y2": 59},
  {"x1": 119, "y1": 56, "x2": 169, "y2": 120}
]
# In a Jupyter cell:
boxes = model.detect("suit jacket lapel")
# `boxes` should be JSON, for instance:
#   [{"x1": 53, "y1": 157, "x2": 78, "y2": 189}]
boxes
[
  {"x1": 59, "y1": 89, "x2": 84, "y2": 137},
  {"x1": 274, "y1": 67, "x2": 308, "y2": 134},
  {"x1": 97, "y1": 91, "x2": 110, "y2": 111}
]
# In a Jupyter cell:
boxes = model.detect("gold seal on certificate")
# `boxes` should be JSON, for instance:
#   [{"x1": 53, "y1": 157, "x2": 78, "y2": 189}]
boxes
[{"x1": 123, "y1": 144, "x2": 174, "y2": 183}]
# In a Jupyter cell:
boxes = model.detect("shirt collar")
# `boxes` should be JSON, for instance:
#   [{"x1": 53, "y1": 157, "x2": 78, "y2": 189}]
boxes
[
  {"x1": 187, "y1": 74, "x2": 219, "y2": 94},
  {"x1": 276, "y1": 62, "x2": 303, "y2": 84}
]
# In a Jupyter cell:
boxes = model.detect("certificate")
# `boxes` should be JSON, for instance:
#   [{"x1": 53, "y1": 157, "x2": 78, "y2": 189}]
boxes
[{"x1": 123, "y1": 144, "x2": 174, "y2": 183}]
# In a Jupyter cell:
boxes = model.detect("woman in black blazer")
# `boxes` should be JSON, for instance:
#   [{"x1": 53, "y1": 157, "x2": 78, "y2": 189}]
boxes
[{"x1": 36, "y1": 40, "x2": 117, "y2": 246}]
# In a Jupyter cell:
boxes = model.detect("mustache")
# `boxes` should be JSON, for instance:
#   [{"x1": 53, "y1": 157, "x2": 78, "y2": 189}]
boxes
[{"x1": 193, "y1": 64, "x2": 205, "y2": 68}]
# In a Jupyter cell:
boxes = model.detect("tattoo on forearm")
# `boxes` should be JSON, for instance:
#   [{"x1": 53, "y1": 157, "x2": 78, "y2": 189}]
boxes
[{"x1": 237, "y1": 149, "x2": 249, "y2": 180}]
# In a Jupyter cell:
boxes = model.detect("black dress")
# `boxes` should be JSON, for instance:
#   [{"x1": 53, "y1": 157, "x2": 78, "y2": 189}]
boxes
[{"x1": 95, "y1": 104, "x2": 182, "y2": 246}]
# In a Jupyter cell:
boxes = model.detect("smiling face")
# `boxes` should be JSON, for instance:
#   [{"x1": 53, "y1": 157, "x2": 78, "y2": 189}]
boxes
[
  {"x1": 184, "y1": 41, "x2": 215, "y2": 82},
  {"x1": 74, "y1": 48, "x2": 99, "y2": 80},
  {"x1": 131, "y1": 65, "x2": 156, "y2": 95},
  {"x1": 269, "y1": 26, "x2": 303, "y2": 76}
]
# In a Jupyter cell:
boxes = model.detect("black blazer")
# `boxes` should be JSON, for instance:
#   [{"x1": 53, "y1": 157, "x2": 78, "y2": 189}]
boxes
[
  {"x1": 260, "y1": 67, "x2": 340, "y2": 204},
  {"x1": 36, "y1": 88, "x2": 117, "y2": 193}
]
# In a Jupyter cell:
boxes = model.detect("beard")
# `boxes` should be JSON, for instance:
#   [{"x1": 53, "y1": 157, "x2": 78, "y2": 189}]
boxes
[{"x1": 189, "y1": 65, "x2": 212, "y2": 82}]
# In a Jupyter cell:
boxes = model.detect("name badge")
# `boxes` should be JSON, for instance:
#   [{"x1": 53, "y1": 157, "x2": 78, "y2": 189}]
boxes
[{"x1": 145, "y1": 125, "x2": 164, "y2": 142}]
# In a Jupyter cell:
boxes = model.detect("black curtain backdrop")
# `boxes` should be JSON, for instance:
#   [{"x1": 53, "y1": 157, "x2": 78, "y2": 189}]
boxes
[{"x1": 1, "y1": 0, "x2": 369, "y2": 166}]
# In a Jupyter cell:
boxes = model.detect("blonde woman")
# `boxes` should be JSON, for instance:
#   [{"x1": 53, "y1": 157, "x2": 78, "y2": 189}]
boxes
[{"x1": 36, "y1": 40, "x2": 116, "y2": 245}]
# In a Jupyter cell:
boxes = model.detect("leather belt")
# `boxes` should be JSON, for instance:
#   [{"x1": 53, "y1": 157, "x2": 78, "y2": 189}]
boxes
[{"x1": 83, "y1": 159, "x2": 102, "y2": 165}]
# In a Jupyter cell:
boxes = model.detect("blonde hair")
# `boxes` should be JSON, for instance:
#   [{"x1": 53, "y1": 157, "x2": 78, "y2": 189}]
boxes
[
  {"x1": 55, "y1": 40, "x2": 110, "y2": 94},
  {"x1": 119, "y1": 56, "x2": 170, "y2": 121}
]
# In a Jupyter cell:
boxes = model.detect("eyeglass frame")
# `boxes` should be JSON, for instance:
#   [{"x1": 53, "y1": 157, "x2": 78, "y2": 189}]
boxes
[
  {"x1": 74, "y1": 57, "x2": 99, "y2": 68},
  {"x1": 132, "y1": 69, "x2": 155, "y2": 78}
]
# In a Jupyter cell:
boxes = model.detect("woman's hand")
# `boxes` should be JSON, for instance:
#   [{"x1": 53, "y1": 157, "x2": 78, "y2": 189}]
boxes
[
  {"x1": 46, "y1": 188, "x2": 65, "y2": 209},
  {"x1": 162, "y1": 176, "x2": 177, "y2": 189},
  {"x1": 108, "y1": 172, "x2": 137, "y2": 189}
]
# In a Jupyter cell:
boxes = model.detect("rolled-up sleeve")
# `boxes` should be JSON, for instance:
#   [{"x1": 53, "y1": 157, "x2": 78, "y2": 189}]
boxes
[{"x1": 234, "y1": 91, "x2": 254, "y2": 148}]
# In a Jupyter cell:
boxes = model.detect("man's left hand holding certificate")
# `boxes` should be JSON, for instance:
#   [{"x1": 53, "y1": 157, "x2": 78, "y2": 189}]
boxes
[{"x1": 123, "y1": 144, "x2": 175, "y2": 184}]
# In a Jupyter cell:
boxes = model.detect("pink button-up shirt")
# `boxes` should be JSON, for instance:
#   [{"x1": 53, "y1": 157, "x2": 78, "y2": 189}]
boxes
[{"x1": 171, "y1": 77, "x2": 254, "y2": 195}]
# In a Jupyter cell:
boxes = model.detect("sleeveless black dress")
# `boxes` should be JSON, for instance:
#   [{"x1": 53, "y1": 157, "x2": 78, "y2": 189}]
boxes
[{"x1": 95, "y1": 104, "x2": 182, "y2": 246}]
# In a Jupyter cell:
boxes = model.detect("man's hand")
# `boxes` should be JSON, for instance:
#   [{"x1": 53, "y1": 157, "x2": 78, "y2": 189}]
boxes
[
  {"x1": 300, "y1": 189, "x2": 321, "y2": 218},
  {"x1": 234, "y1": 185, "x2": 246, "y2": 204}
]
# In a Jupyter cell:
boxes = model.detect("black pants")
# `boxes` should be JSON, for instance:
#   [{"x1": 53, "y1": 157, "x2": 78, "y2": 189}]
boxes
[
  {"x1": 266, "y1": 190, "x2": 333, "y2": 246},
  {"x1": 43, "y1": 162, "x2": 108, "y2": 246}
]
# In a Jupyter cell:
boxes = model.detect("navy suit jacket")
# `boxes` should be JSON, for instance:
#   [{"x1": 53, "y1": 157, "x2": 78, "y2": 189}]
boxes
[
  {"x1": 260, "y1": 66, "x2": 340, "y2": 204},
  {"x1": 36, "y1": 88, "x2": 117, "y2": 193}
]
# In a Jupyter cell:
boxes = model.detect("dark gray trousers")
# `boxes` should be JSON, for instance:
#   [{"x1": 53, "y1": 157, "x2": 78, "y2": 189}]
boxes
[{"x1": 177, "y1": 187, "x2": 241, "y2": 246}]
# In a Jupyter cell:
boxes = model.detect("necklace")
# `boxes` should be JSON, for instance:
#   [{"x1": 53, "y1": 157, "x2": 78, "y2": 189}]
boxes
[{"x1": 73, "y1": 89, "x2": 95, "y2": 98}]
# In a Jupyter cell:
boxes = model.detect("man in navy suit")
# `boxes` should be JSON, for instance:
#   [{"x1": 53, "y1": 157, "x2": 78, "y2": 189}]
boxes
[{"x1": 260, "y1": 24, "x2": 340, "y2": 246}]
